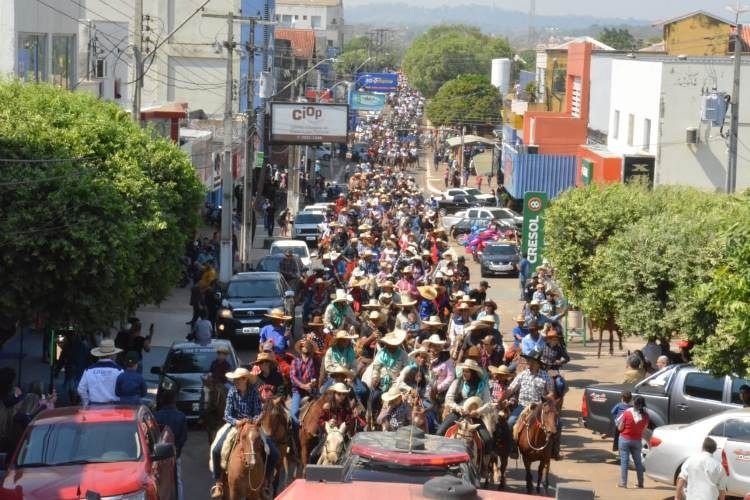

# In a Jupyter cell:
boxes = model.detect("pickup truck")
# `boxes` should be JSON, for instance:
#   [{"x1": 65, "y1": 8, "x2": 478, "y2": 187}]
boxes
[{"x1": 581, "y1": 363, "x2": 750, "y2": 436}]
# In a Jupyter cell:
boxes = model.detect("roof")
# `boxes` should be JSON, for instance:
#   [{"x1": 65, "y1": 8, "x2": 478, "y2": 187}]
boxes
[
  {"x1": 139, "y1": 102, "x2": 188, "y2": 119},
  {"x1": 638, "y1": 40, "x2": 666, "y2": 53},
  {"x1": 552, "y1": 36, "x2": 615, "y2": 51},
  {"x1": 446, "y1": 135, "x2": 497, "y2": 147},
  {"x1": 653, "y1": 10, "x2": 736, "y2": 27},
  {"x1": 276, "y1": 0, "x2": 341, "y2": 5},
  {"x1": 275, "y1": 28, "x2": 316, "y2": 59},
  {"x1": 33, "y1": 406, "x2": 139, "y2": 425}
]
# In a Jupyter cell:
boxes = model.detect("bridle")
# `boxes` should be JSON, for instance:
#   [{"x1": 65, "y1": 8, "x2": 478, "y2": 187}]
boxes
[
  {"x1": 525, "y1": 403, "x2": 555, "y2": 452},
  {"x1": 322, "y1": 427, "x2": 345, "y2": 463},
  {"x1": 239, "y1": 424, "x2": 265, "y2": 493}
]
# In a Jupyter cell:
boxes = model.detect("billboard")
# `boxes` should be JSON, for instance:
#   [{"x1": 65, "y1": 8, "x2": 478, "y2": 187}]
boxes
[
  {"x1": 350, "y1": 91, "x2": 387, "y2": 111},
  {"x1": 356, "y1": 72, "x2": 398, "y2": 92},
  {"x1": 521, "y1": 191, "x2": 549, "y2": 274},
  {"x1": 270, "y1": 103, "x2": 348, "y2": 144}
]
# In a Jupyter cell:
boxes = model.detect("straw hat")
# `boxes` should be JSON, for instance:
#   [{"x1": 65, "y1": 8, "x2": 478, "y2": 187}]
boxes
[
  {"x1": 332, "y1": 330, "x2": 358, "y2": 341},
  {"x1": 253, "y1": 352, "x2": 278, "y2": 365},
  {"x1": 308, "y1": 315, "x2": 325, "y2": 327},
  {"x1": 380, "y1": 329, "x2": 407, "y2": 346},
  {"x1": 327, "y1": 382, "x2": 351, "y2": 394},
  {"x1": 362, "y1": 299, "x2": 381, "y2": 310},
  {"x1": 478, "y1": 317, "x2": 496, "y2": 326},
  {"x1": 226, "y1": 367, "x2": 253, "y2": 380},
  {"x1": 417, "y1": 285, "x2": 438, "y2": 301},
  {"x1": 381, "y1": 385, "x2": 405, "y2": 402},
  {"x1": 378, "y1": 280, "x2": 395, "y2": 290},
  {"x1": 459, "y1": 358, "x2": 484, "y2": 375},
  {"x1": 327, "y1": 365, "x2": 355, "y2": 378},
  {"x1": 350, "y1": 276, "x2": 369, "y2": 288},
  {"x1": 514, "y1": 314, "x2": 526, "y2": 323},
  {"x1": 488, "y1": 365, "x2": 514, "y2": 377},
  {"x1": 466, "y1": 320, "x2": 491, "y2": 333},
  {"x1": 332, "y1": 289, "x2": 354, "y2": 303},
  {"x1": 463, "y1": 396, "x2": 484, "y2": 413},
  {"x1": 323, "y1": 251, "x2": 341, "y2": 261},
  {"x1": 422, "y1": 315, "x2": 444, "y2": 327},
  {"x1": 265, "y1": 308, "x2": 292, "y2": 321},
  {"x1": 396, "y1": 294, "x2": 417, "y2": 307},
  {"x1": 422, "y1": 334, "x2": 447, "y2": 346},
  {"x1": 90, "y1": 339, "x2": 122, "y2": 358},
  {"x1": 368, "y1": 311, "x2": 383, "y2": 323},
  {"x1": 455, "y1": 302, "x2": 471, "y2": 312},
  {"x1": 408, "y1": 346, "x2": 430, "y2": 358}
]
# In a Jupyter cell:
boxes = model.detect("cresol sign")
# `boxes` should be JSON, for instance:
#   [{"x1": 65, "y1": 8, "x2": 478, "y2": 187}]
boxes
[{"x1": 521, "y1": 191, "x2": 548, "y2": 273}]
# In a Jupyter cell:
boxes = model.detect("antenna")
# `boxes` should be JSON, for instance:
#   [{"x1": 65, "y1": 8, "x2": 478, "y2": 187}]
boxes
[{"x1": 727, "y1": 0, "x2": 750, "y2": 24}]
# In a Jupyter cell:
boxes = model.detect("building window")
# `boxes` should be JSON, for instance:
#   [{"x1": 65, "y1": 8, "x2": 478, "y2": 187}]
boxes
[
  {"x1": 327, "y1": 39, "x2": 333, "y2": 48},
  {"x1": 17, "y1": 33, "x2": 47, "y2": 83},
  {"x1": 281, "y1": 15, "x2": 292, "y2": 26},
  {"x1": 613, "y1": 110, "x2": 620, "y2": 139},
  {"x1": 52, "y1": 35, "x2": 75, "y2": 89},
  {"x1": 643, "y1": 118, "x2": 651, "y2": 152},
  {"x1": 311, "y1": 15, "x2": 322, "y2": 28},
  {"x1": 294, "y1": 15, "x2": 298, "y2": 20},
  {"x1": 331, "y1": 17, "x2": 337, "y2": 25},
  {"x1": 552, "y1": 68, "x2": 566, "y2": 93},
  {"x1": 303, "y1": 15, "x2": 307, "y2": 20},
  {"x1": 627, "y1": 113, "x2": 635, "y2": 146}
]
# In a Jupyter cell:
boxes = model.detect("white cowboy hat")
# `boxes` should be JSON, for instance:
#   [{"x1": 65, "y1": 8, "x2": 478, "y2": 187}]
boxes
[
  {"x1": 396, "y1": 294, "x2": 417, "y2": 307},
  {"x1": 488, "y1": 365, "x2": 514, "y2": 377},
  {"x1": 380, "y1": 329, "x2": 407, "y2": 346},
  {"x1": 352, "y1": 268, "x2": 366, "y2": 278},
  {"x1": 422, "y1": 333, "x2": 447, "y2": 346},
  {"x1": 264, "y1": 308, "x2": 292, "y2": 321},
  {"x1": 381, "y1": 385, "x2": 405, "y2": 402},
  {"x1": 408, "y1": 346, "x2": 430, "y2": 358},
  {"x1": 323, "y1": 251, "x2": 341, "y2": 261},
  {"x1": 327, "y1": 365, "x2": 355, "y2": 378},
  {"x1": 332, "y1": 289, "x2": 354, "y2": 303},
  {"x1": 90, "y1": 339, "x2": 122, "y2": 357},
  {"x1": 422, "y1": 315, "x2": 444, "y2": 327},
  {"x1": 459, "y1": 359, "x2": 484, "y2": 375},
  {"x1": 332, "y1": 330, "x2": 358, "y2": 341},
  {"x1": 463, "y1": 396, "x2": 484, "y2": 413},
  {"x1": 226, "y1": 367, "x2": 253, "y2": 380},
  {"x1": 327, "y1": 382, "x2": 351, "y2": 394}
]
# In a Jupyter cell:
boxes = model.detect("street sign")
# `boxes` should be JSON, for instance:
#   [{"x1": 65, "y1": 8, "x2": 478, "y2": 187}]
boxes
[
  {"x1": 356, "y1": 72, "x2": 398, "y2": 92},
  {"x1": 350, "y1": 91, "x2": 386, "y2": 111},
  {"x1": 622, "y1": 155, "x2": 655, "y2": 188},
  {"x1": 521, "y1": 191, "x2": 548, "y2": 274}
]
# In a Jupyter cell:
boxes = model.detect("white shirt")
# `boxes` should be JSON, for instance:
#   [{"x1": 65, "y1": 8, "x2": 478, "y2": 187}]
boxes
[
  {"x1": 77, "y1": 359, "x2": 123, "y2": 405},
  {"x1": 678, "y1": 451, "x2": 727, "y2": 500}
]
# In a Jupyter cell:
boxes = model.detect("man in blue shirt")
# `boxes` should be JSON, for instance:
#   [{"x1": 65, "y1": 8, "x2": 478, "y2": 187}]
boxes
[
  {"x1": 521, "y1": 323, "x2": 546, "y2": 356},
  {"x1": 156, "y1": 390, "x2": 187, "y2": 499},
  {"x1": 517, "y1": 253, "x2": 530, "y2": 300},
  {"x1": 259, "y1": 309, "x2": 292, "y2": 354},
  {"x1": 512, "y1": 314, "x2": 529, "y2": 347},
  {"x1": 115, "y1": 351, "x2": 146, "y2": 405}
]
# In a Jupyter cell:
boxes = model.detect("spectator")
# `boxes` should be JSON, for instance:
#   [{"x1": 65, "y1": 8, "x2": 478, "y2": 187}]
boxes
[
  {"x1": 656, "y1": 355, "x2": 670, "y2": 371},
  {"x1": 617, "y1": 395, "x2": 649, "y2": 489},
  {"x1": 115, "y1": 351, "x2": 147, "y2": 405},
  {"x1": 191, "y1": 309, "x2": 213, "y2": 346},
  {"x1": 675, "y1": 437, "x2": 727, "y2": 500},
  {"x1": 156, "y1": 390, "x2": 187, "y2": 500},
  {"x1": 740, "y1": 384, "x2": 750, "y2": 408},
  {"x1": 623, "y1": 354, "x2": 646, "y2": 384},
  {"x1": 77, "y1": 339, "x2": 123, "y2": 406},
  {"x1": 610, "y1": 390, "x2": 632, "y2": 452}
]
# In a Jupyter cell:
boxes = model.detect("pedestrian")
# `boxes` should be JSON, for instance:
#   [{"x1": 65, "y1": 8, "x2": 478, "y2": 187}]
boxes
[
  {"x1": 487, "y1": 171, "x2": 493, "y2": 188},
  {"x1": 155, "y1": 390, "x2": 188, "y2": 500},
  {"x1": 476, "y1": 173, "x2": 483, "y2": 190},
  {"x1": 191, "y1": 309, "x2": 213, "y2": 345},
  {"x1": 616, "y1": 395, "x2": 649, "y2": 489},
  {"x1": 54, "y1": 332, "x2": 90, "y2": 405},
  {"x1": 517, "y1": 253, "x2": 530, "y2": 300},
  {"x1": 187, "y1": 283, "x2": 204, "y2": 326},
  {"x1": 610, "y1": 390, "x2": 632, "y2": 452},
  {"x1": 77, "y1": 339, "x2": 123, "y2": 406},
  {"x1": 115, "y1": 351, "x2": 147, "y2": 405},
  {"x1": 675, "y1": 437, "x2": 727, "y2": 500},
  {"x1": 443, "y1": 168, "x2": 449, "y2": 189},
  {"x1": 114, "y1": 318, "x2": 152, "y2": 372}
]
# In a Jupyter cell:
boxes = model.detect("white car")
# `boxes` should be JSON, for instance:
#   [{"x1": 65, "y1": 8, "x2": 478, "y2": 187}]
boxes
[
  {"x1": 269, "y1": 239, "x2": 312, "y2": 268},
  {"x1": 644, "y1": 407, "x2": 750, "y2": 496},
  {"x1": 441, "y1": 207, "x2": 523, "y2": 231},
  {"x1": 441, "y1": 188, "x2": 494, "y2": 203}
]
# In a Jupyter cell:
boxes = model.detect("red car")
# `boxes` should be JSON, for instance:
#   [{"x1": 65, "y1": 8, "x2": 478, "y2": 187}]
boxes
[{"x1": 0, "y1": 405, "x2": 176, "y2": 500}]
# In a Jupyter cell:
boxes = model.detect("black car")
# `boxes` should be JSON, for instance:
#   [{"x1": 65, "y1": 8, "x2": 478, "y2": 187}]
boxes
[
  {"x1": 151, "y1": 340, "x2": 239, "y2": 420},
  {"x1": 436, "y1": 194, "x2": 481, "y2": 216},
  {"x1": 255, "y1": 254, "x2": 304, "y2": 301},
  {"x1": 216, "y1": 271, "x2": 296, "y2": 341},
  {"x1": 450, "y1": 218, "x2": 491, "y2": 239},
  {"x1": 479, "y1": 242, "x2": 520, "y2": 277}
]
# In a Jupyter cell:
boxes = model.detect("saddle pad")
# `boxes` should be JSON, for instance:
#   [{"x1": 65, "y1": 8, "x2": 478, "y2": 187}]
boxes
[
  {"x1": 209, "y1": 423, "x2": 238, "y2": 473},
  {"x1": 512, "y1": 405, "x2": 534, "y2": 442}
]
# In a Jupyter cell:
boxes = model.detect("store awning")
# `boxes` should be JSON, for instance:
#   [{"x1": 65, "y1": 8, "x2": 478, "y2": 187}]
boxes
[{"x1": 445, "y1": 135, "x2": 497, "y2": 147}]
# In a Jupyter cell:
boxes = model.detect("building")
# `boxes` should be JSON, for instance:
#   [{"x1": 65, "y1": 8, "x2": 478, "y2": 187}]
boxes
[
  {"x1": 0, "y1": 0, "x2": 80, "y2": 88},
  {"x1": 654, "y1": 10, "x2": 750, "y2": 56},
  {"x1": 273, "y1": 28, "x2": 316, "y2": 100},
  {"x1": 275, "y1": 0, "x2": 343, "y2": 58}
]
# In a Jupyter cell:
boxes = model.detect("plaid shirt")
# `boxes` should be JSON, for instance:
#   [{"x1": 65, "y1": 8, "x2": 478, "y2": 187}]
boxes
[
  {"x1": 508, "y1": 369, "x2": 553, "y2": 408},
  {"x1": 290, "y1": 356, "x2": 319, "y2": 394},
  {"x1": 377, "y1": 401, "x2": 412, "y2": 431},
  {"x1": 489, "y1": 379, "x2": 508, "y2": 403},
  {"x1": 223, "y1": 385, "x2": 262, "y2": 425},
  {"x1": 540, "y1": 342, "x2": 570, "y2": 369}
]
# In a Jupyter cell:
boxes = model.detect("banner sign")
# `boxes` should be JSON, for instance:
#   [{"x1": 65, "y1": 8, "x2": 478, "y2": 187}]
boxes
[
  {"x1": 270, "y1": 103, "x2": 348, "y2": 144},
  {"x1": 622, "y1": 155, "x2": 655, "y2": 188},
  {"x1": 581, "y1": 158, "x2": 593, "y2": 186},
  {"x1": 356, "y1": 72, "x2": 398, "y2": 92},
  {"x1": 254, "y1": 151, "x2": 264, "y2": 168},
  {"x1": 350, "y1": 91, "x2": 386, "y2": 111},
  {"x1": 521, "y1": 191, "x2": 548, "y2": 274}
]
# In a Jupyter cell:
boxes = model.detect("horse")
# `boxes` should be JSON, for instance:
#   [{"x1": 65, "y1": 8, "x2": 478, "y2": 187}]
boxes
[
  {"x1": 260, "y1": 397, "x2": 292, "y2": 487},
  {"x1": 225, "y1": 422, "x2": 267, "y2": 500},
  {"x1": 298, "y1": 395, "x2": 328, "y2": 476},
  {"x1": 489, "y1": 400, "x2": 511, "y2": 489},
  {"x1": 516, "y1": 399, "x2": 558, "y2": 494},
  {"x1": 445, "y1": 418, "x2": 490, "y2": 486},
  {"x1": 317, "y1": 421, "x2": 347, "y2": 465},
  {"x1": 202, "y1": 375, "x2": 228, "y2": 443}
]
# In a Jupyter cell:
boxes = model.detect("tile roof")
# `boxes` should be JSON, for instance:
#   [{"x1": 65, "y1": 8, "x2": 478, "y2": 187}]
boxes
[{"x1": 275, "y1": 28, "x2": 316, "y2": 59}]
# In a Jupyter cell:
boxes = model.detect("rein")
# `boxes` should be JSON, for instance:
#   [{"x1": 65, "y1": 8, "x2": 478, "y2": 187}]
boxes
[
  {"x1": 238, "y1": 425, "x2": 265, "y2": 493},
  {"x1": 524, "y1": 405, "x2": 553, "y2": 452}
]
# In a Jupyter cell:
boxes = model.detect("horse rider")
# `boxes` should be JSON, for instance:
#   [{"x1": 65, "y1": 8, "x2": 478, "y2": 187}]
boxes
[
  {"x1": 396, "y1": 346, "x2": 436, "y2": 432},
  {"x1": 540, "y1": 328, "x2": 570, "y2": 459},
  {"x1": 259, "y1": 309, "x2": 293, "y2": 355},
  {"x1": 324, "y1": 289, "x2": 360, "y2": 332},
  {"x1": 377, "y1": 385, "x2": 412, "y2": 431},
  {"x1": 310, "y1": 382, "x2": 359, "y2": 462},
  {"x1": 251, "y1": 352, "x2": 286, "y2": 402},
  {"x1": 210, "y1": 367, "x2": 279, "y2": 499},
  {"x1": 290, "y1": 338, "x2": 319, "y2": 430},
  {"x1": 368, "y1": 329, "x2": 409, "y2": 422}
]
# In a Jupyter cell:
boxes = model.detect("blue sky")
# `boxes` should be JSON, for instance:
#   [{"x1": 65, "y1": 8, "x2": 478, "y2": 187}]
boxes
[{"x1": 345, "y1": 0, "x2": 749, "y2": 22}]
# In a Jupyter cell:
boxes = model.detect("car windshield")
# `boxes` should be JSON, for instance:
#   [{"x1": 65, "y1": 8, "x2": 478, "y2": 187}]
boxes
[
  {"x1": 16, "y1": 422, "x2": 141, "y2": 466},
  {"x1": 227, "y1": 279, "x2": 283, "y2": 298},
  {"x1": 270, "y1": 245, "x2": 309, "y2": 258},
  {"x1": 489, "y1": 209, "x2": 514, "y2": 219},
  {"x1": 295, "y1": 213, "x2": 324, "y2": 224},
  {"x1": 165, "y1": 347, "x2": 236, "y2": 373},
  {"x1": 484, "y1": 245, "x2": 517, "y2": 256},
  {"x1": 464, "y1": 188, "x2": 481, "y2": 196}
]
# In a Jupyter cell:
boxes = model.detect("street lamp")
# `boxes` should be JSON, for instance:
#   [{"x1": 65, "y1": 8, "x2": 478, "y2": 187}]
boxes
[{"x1": 353, "y1": 57, "x2": 373, "y2": 74}]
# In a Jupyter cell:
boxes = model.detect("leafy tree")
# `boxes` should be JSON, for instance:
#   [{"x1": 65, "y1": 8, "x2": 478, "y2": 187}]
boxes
[
  {"x1": 0, "y1": 82, "x2": 204, "y2": 331},
  {"x1": 335, "y1": 36, "x2": 400, "y2": 78},
  {"x1": 402, "y1": 24, "x2": 512, "y2": 97},
  {"x1": 598, "y1": 27, "x2": 638, "y2": 51},
  {"x1": 425, "y1": 75, "x2": 502, "y2": 126}
]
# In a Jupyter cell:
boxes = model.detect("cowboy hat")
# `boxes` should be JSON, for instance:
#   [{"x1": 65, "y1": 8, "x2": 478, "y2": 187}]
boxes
[
  {"x1": 422, "y1": 333, "x2": 447, "y2": 346},
  {"x1": 327, "y1": 382, "x2": 351, "y2": 394},
  {"x1": 226, "y1": 367, "x2": 253, "y2": 380},
  {"x1": 380, "y1": 329, "x2": 407, "y2": 346},
  {"x1": 488, "y1": 365, "x2": 514, "y2": 377},
  {"x1": 378, "y1": 279, "x2": 395, "y2": 289},
  {"x1": 332, "y1": 289, "x2": 354, "y2": 303},
  {"x1": 253, "y1": 352, "x2": 278, "y2": 365},
  {"x1": 333, "y1": 330, "x2": 358, "y2": 341},
  {"x1": 381, "y1": 385, "x2": 405, "y2": 402},
  {"x1": 327, "y1": 365, "x2": 355, "y2": 378},
  {"x1": 323, "y1": 251, "x2": 341, "y2": 261},
  {"x1": 408, "y1": 346, "x2": 430, "y2": 358},
  {"x1": 379, "y1": 292, "x2": 393, "y2": 303},
  {"x1": 478, "y1": 316, "x2": 496, "y2": 326},
  {"x1": 358, "y1": 223, "x2": 372, "y2": 232},
  {"x1": 396, "y1": 294, "x2": 417, "y2": 307},
  {"x1": 368, "y1": 311, "x2": 383, "y2": 323},
  {"x1": 362, "y1": 299, "x2": 381, "y2": 310},
  {"x1": 90, "y1": 339, "x2": 122, "y2": 358},
  {"x1": 465, "y1": 346, "x2": 481, "y2": 358},
  {"x1": 522, "y1": 348, "x2": 546, "y2": 365},
  {"x1": 265, "y1": 308, "x2": 292, "y2": 321},
  {"x1": 455, "y1": 302, "x2": 471, "y2": 312},
  {"x1": 350, "y1": 276, "x2": 369, "y2": 288},
  {"x1": 459, "y1": 358, "x2": 484, "y2": 375},
  {"x1": 466, "y1": 320, "x2": 492, "y2": 333},
  {"x1": 462, "y1": 396, "x2": 484, "y2": 413},
  {"x1": 308, "y1": 315, "x2": 325, "y2": 327},
  {"x1": 423, "y1": 315, "x2": 444, "y2": 327},
  {"x1": 417, "y1": 285, "x2": 438, "y2": 301},
  {"x1": 514, "y1": 314, "x2": 526, "y2": 323}
]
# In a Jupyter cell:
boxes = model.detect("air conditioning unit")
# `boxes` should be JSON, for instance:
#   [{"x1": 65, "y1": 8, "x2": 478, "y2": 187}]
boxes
[{"x1": 686, "y1": 127, "x2": 698, "y2": 145}]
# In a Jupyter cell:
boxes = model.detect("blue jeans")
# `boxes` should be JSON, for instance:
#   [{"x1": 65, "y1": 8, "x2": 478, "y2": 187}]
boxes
[
  {"x1": 618, "y1": 437, "x2": 644, "y2": 487},
  {"x1": 290, "y1": 390, "x2": 316, "y2": 426},
  {"x1": 211, "y1": 424, "x2": 280, "y2": 481}
]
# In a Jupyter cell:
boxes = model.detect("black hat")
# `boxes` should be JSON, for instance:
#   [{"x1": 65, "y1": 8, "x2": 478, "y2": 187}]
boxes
[
  {"x1": 522, "y1": 348, "x2": 545, "y2": 365},
  {"x1": 125, "y1": 351, "x2": 140, "y2": 365}
]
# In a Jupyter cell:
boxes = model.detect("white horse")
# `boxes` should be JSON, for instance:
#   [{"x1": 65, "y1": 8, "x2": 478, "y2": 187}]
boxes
[{"x1": 317, "y1": 421, "x2": 347, "y2": 465}]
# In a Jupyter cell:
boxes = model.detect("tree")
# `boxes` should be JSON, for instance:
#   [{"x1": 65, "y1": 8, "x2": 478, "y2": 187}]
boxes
[
  {"x1": 0, "y1": 82, "x2": 204, "y2": 332},
  {"x1": 402, "y1": 24, "x2": 512, "y2": 97},
  {"x1": 598, "y1": 27, "x2": 638, "y2": 51},
  {"x1": 425, "y1": 75, "x2": 502, "y2": 126}
]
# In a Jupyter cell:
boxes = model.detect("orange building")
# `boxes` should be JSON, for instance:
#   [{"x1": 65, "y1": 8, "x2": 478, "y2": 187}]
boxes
[{"x1": 577, "y1": 145, "x2": 622, "y2": 186}]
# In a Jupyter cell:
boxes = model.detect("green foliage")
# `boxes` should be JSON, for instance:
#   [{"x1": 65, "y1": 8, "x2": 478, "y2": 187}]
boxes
[
  {"x1": 598, "y1": 27, "x2": 638, "y2": 51},
  {"x1": 0, "y1": 81, "x2": 204, "y2": 331},
  {"x1": 335, "y1": 36, "x2": 400, "y2": 77},
  {"x1": 425, "y1": 75, "x2": 502, "y2": 126},
  {"x1": 402, "y1": 24, "x2": 512, "y2": 97}
]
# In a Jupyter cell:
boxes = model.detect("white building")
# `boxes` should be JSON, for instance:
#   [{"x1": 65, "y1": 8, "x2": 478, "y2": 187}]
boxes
[
  {"x1": 275, "y1": 0, "x2": 343, "y2": 56},
  {"x1": 0, "y1": 0, "x2": 80, "y2": 88},
  {"x1": 606, "y1": 56, "x2": 750, "y2": 190}
]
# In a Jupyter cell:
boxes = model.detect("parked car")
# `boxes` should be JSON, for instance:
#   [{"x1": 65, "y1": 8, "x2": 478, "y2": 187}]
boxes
[
  {"x1": 216, "y1": 271, "x2": 296, "y2": 341},
  {"x1": 582, "y1": 364, "x2": 750, "y2": 437},
  {"x1": 151, "y1": 340, "x2": 239, "y2": 420},
  {"x1": 442, "y1": 207, "x2": 522, "y2": 231},
  {"x1": 292, "y1": 211, "x2": 325, "y2": 246},
  {"x1": 451, "y1": 218, "x2": 493, "y2": 239},
  {"x1": 441, "y1": 188, "x2": 494, "y2": 204},
  {"x1": 480, "y1": 242, "x2": 520, "y2": 277},
  {"x1": 315, "y1": 145, "x2": 332, "y2": 161},
  {"x1": 0, "y1": 405, "x2": 176, "y2": 500},
  {"x1": 270, "y1": 239, "x2": 312, "y2": 268},
  {"x1": 644, "y1": 408, "x2": 750, "y2": 497},
  {"x1": 437, "y1": 194, "x2": 481, "y2": 216}
]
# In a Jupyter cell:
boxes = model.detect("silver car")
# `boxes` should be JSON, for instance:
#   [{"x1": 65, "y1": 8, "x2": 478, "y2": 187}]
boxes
[{"x1": 643, "y1": 407, "x2": 750, "y2": 496}]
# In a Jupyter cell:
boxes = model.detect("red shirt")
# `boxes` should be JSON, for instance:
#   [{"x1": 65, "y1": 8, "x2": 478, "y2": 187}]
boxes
[{"x1": 619, "y1": 409, "x2": 649, "y2": 440}]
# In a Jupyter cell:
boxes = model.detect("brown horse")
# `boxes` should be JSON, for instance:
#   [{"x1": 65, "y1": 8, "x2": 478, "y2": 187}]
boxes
[
  {"x1": 260, "y1": 398, "x2": 292, "y2": 487},
  {"x1": 202, "y1": 375, "x2": 228, "y2": 443},
  {"x1": 489, "y1": 400, "x2": 511, "y2": 489},
  {"x1": 517, "y1": 399, "x2": 558, "y2": 494},
  {"x1": 226, "y1": 422, "x2": 266, "y2": 500},
  {"x1": 298, "y1": 396, "x2": 327, "y2": 477},
  {"x1": 445, "y1": 418, "x2": 489, "y2": 486}
]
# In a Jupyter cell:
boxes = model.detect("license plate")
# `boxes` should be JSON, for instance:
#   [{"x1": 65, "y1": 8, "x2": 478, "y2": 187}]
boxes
[
  {"x1": 493, "y1": 263, "x2": 512, "y2": 270},
  {"x1": 192, "y1": 402, "x2": 200, "y2": 412},
  {"x1": 306, "y1": 236, "x2": 316, "y2": 241},
  {"x1": 241, "y1": 327, "x2": 260, "y2": 334}
]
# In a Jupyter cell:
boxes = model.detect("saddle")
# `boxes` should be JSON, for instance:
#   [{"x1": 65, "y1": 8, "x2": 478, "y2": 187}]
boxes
[
  {"x1": 512, "y1": 404, "x2": 537, "y2": 442},
  {"x1": 208, "y1": 423, "x2": 238, "y2": 474},
  {"x1": 446, "y1": 423, "x2": 484, "y2": 464}
]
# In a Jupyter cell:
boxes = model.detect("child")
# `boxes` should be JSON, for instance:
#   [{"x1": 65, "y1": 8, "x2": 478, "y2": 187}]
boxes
[
  {"x1": 488, "y1": 365, "x2": 513, "y2": 403},
  {"x1": 611, "y1": 390, "x2": 632, "y2": 452}
]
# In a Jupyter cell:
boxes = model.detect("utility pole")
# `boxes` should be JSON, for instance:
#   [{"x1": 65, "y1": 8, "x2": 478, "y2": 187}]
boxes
[
  {"x1": 132, "y1": 0, "x2": 143, "y2": 123},
  {"x1": 459, "y1": 125, "x2": 466, "y2": 186},
  {"x1": 242, "y1": 19, "x2": 256, "y2": 269},
  {"x1": 727, "y1": 23, "x2": 743, "y2": 194}
]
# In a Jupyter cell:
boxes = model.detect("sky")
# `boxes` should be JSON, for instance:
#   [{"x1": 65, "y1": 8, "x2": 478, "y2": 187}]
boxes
[{"x1": 344, "y1": 0, "x2": 747, "y2": 22}]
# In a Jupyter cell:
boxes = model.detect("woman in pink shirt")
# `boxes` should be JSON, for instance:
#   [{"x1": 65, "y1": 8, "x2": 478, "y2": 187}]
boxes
[{"x1": 617, "y1": 395, "x2": 649, "y2": 488}]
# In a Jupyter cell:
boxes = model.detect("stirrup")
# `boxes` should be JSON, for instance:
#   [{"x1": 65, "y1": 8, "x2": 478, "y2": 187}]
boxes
[{"x1": 210, "y1": 483, "x2": 223, "y2": 498}]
